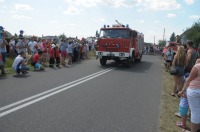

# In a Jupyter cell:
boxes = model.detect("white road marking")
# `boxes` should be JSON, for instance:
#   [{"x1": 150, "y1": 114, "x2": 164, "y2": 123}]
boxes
[
  {"x1": 0, "y1": 68, "x2": 113, "y2": 112},
  {"x1": 0, "y1": 67, "x2": 116, "y2": 117}
]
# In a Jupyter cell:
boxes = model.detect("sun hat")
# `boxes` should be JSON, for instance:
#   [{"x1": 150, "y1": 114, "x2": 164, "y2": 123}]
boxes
[{"x1": 52, "y1": 44, "x2": 56, "y2": 48}]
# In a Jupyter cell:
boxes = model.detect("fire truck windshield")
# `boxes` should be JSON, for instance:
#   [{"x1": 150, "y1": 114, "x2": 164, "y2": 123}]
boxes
[{"x1": 100, "y1": 29, "x2": 130, "y2": 38}]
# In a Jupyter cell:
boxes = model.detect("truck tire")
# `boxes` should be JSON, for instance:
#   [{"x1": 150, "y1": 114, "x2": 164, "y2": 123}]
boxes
[{"x1": 100, "y1": 58, "x2": 107, "y2": 66}]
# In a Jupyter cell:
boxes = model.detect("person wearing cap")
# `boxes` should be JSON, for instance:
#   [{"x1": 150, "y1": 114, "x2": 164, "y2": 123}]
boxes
[{"x1": 19, "y1": 30, "x2": 24, "y2": 38}]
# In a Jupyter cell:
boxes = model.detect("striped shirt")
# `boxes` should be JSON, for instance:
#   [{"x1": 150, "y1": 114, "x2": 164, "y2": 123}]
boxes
[
  {"x1": 189, "y1": 64, "x2": 200, "y2": 89},
  {"x1": 179, "y1": 92, "x2": 189, "y2": 108}
]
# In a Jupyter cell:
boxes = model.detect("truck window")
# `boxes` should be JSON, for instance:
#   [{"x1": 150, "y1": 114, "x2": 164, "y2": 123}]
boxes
[{"x1": 100, "y1": 29, "x2": 130, "y2": 38}]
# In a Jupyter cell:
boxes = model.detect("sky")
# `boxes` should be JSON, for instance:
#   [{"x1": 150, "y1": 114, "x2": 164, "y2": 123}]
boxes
[{"x1": 0, "y1": 0, "x2": 200, "y2": 43}]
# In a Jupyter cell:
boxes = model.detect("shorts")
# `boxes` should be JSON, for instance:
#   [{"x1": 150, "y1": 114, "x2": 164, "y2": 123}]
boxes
[
  {"x1": 166, "y1": 60, "x2": 172, "y2": 63},
  {"x1": 68, "y1": 53, "x2": 73, "y2": 57},
  {"x1": 187, "y1": 88, "x2": 200, "y2": 124},
  {"x1": 179, "y1": 106, "x2": 189, "y2": 116},
  {"x1": 61, "y1": 51, "x2": 67, "y2": 57},
  {"x1": 35, "y1": 63, "x2": 42, "y2": 70}
]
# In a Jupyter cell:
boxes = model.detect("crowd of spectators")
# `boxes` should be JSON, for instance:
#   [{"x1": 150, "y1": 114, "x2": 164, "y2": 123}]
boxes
[
  {"x1": 164, "y1": 41, "x2": 200, "y2": 132},
  {"x1": 0, "y1": 26, "x2": 95, "y2": 75}
]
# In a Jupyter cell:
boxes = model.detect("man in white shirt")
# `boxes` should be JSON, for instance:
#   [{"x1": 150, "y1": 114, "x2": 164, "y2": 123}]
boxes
[
  {"x1": 12, "y1": 51, "x2": 29, "y2": 75},
  {"x1": 28, "y1": 37, "x2": 38, "y2": 55}
]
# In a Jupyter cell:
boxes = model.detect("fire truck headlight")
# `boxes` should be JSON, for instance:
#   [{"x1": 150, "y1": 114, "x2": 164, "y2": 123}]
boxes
[{"x1": 119, "y1": 53, "x2": 125, "y2": 56}]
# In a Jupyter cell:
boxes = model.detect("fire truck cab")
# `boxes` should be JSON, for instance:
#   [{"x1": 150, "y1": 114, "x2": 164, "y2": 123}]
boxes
[{"x1": 96, "y1": 24, "x2": 144, "y2": 67}]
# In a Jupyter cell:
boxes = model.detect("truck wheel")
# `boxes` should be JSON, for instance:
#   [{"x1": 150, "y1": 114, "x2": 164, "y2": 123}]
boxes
[{"x1": 100, "y1": 58, "x2": 107, "y2": 66}]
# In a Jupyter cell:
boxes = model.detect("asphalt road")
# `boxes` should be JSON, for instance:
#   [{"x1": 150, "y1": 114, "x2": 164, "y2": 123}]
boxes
[{"x1": 0, "y1": 55, "x2": 162, "y2": 132}]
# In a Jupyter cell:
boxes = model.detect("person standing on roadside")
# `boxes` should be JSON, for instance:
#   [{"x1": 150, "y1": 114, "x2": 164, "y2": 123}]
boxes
[
  {"x1": 16, "y1": 37, "x2": 27, "y2": 55},
  {"x1": 28, "y1": 37, "x2": 38, "y2": 56},
  {"x1": 67, "y1": 41, "x2": 73, "y2": 65},
  {"x1": 0, "y1": 53, "x2": 6, "y2": 75},
  {"x1": 164, "y1": 48, "x2": 173, "y2": 72},
  {"x1": 9, "y1": 37, "x2": 16, "y2": 57},
  {"x1": 170, "y1": 46, "x2": 186, "y2": 97},
  {"x1": 19, "y1": 30, "x2": 24, "y2": 38},
  {"x1": 185, "y1": 40, "x2": 197, "y2": 73},
  {"x1": 60, "y1": 39, "x2": 68, "y2": 66},
  {"x1": 0, "y1": 26, "x2": 8, "y2": 74},
  {"x1": 179, "y1": 58, "x2": 200, "y2": 132}
]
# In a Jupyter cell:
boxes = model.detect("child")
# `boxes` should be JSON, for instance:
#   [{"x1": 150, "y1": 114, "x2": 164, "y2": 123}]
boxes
[
  {"x1": 49, "y1": 44, "x2": 55, "y2": 68},
  {"x1": 54, "y1": 45, "x2": 61, "y2": 67},
  {"x1": 31, "y1": 50, "x2": 44, "y2": 71},
  {"x1": 176, "y1": 73, "x2": 190, "y2": 131}
]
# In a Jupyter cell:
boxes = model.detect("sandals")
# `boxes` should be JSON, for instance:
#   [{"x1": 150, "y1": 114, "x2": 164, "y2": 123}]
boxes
[
  {"x1": 170, "y1": 93, "x2": 175, "y2": 97},
  {"x1": 176, "y1": 121, "x2": 191, "y2": 131},
  {"x1": 175, "y1": 112, "x2": 181, "y2": 118}
]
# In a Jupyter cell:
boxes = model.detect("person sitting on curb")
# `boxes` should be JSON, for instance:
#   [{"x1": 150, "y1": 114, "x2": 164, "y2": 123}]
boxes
[
  {"x1": 31, "y1": 50, "x2": 44, "y2": 71},
  {"x1": 12, "y1": 51, "x2": 29, "y2": 75},
  {"x1": 0, "y1": 53, "x2": 6, "y2": 75}
]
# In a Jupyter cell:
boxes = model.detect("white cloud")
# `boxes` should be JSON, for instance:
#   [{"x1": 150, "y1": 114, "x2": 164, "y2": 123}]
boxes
[
  {"x1": 141, "y1": 0, "x2": 181, "y2": 11},
  {"x1": 65, "y1": 0, "x2": 98, "y2": 7},
  {"x1": 0, "y1": 0, "x2": 5, "y2": 2},
  {"x1": 15, "y1": 4, "x2": 34, "y2": 11},
  {"x1": 64, "y1": 0, "x2": 181, "y2": 10},
  {"x1": 12, "y1": 15, "x2": 31, "y2": 19},
  {"x1": 189, "y1": 15, "x2": 200, "y2": 19},
  {"x1": 65, "y1": 0, "x2": 136, "y2": 8},
  {"x1": 64, "y1": 5, "x2": 80, "y2": 15},
  {"x1": 92, "y1": 17, "x2": 106, "y2": 23},
  {"x1": 184, "y1": 0, "x2": 196, "y2": 5},
  {"x1": 167, "y1": 13, "x2": 176, "y2": 18}
]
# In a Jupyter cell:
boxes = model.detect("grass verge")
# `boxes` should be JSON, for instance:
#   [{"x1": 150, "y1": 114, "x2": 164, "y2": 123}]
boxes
[{"x1": 159, "y1": 64, "x2": 190, "y2": 132}]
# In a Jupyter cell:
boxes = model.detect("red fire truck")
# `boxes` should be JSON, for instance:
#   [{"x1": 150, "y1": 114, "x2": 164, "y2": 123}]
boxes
[{"x1": 96, "y1": 21, "x2": 144, "y2": 66}]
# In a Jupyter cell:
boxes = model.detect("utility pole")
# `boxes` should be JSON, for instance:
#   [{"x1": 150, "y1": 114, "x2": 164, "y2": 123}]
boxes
[
  {"x1": 154, "y1": 36, "x2": 155, "y2": 45},
  {"x1": 163, "y1": 28, "x2": 165, "y2": 42}
]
